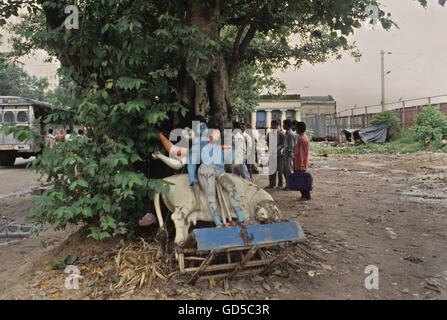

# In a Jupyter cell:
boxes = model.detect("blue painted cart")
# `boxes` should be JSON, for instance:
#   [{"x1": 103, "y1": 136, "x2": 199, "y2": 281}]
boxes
[{"x1": 176, "y1": 221, "x2": 306, "y2": 284}]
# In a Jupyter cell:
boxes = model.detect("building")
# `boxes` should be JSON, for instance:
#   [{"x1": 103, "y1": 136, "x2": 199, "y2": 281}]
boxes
[
  {"x1": 301, "y1": 95, "x2": 336, "y2": 118},
  {"x1": 249, "y1": 94, "x2": 336, "y2": 129}
]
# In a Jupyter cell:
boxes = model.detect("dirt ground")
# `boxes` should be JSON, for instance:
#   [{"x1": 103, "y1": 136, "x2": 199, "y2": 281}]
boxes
[{"x1": 0, "y1": 151, "x2": 446, "y2": 300}]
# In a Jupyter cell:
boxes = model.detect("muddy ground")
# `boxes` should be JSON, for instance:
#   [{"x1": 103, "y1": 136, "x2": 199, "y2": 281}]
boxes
[{"x1": 0, "y1": 151, "x2": 446, "y2": 300}]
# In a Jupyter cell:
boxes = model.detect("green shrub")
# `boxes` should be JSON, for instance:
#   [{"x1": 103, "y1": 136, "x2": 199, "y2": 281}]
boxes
[
  {"x1": 413, "y1": 106, "x2": 447, "y2": 142},
  {"x1": 430, "y1": 138, "x2": 442, "y2": 150},
  {"x1": 370, "y1": 110, "x2": 401, "y2": 132},
  {"x1": 310, "y1": 128, "x2": 424, "y2": 155},
  {"x1": 391, "y1": 129, "x2": 415, "y2": 143},
  {"x1": 306, "y1": 129, "x2": 314, "y2": 141}
]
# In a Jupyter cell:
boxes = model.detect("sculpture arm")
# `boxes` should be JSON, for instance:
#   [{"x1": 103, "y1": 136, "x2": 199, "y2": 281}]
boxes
[
  {"x1": 159, "y1": 132, "x2": 188, "y2": 159},
  {"x1": 152, "y1": 151, "x2": 185, "y2": 170}
]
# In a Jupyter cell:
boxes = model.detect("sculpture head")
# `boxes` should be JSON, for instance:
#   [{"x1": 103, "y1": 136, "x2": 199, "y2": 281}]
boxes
[{"x1": 255, "y1": 200, "x2": 281, "y2": 222}]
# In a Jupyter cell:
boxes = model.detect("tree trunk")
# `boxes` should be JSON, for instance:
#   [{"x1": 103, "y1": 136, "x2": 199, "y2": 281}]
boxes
[{"x1": 180, "y1": 0, "x2": 233, "y2": 131}]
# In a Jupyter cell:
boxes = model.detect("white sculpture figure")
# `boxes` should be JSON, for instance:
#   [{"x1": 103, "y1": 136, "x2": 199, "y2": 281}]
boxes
[{"x1": 152, "y1": 151, "x2": 281, "y2": 244}]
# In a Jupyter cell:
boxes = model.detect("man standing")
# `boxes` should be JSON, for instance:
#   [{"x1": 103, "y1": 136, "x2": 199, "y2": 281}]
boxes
[
  {"x1": 241, "y1": 123, "x2": 255, "y2": 178},
  {"x1": 266, "y1": 120, "x2": 284, "y2": 189},
  {"x1": 294, "y1": 121, "x2": 311, "y2": 201},
  {"x1": 45, "y1": 128, "x2": 55, "y2": 149},
  {"x1": 282, "y1": 119, "x2": 298, "y2": 191},
  {"x1": 232, "y1": 121, "x2": 252, "y2": 182}
]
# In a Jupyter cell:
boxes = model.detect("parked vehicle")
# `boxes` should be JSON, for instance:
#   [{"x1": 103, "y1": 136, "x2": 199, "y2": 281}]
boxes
[{"x1": 0, "y1": 96, "x2": 52, "y2": 166}]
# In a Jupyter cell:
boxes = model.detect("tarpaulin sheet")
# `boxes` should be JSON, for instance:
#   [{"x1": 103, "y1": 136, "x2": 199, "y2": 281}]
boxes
[
  {"x1": 343, "y1": 124, "x2": 388, "y2": 143},
  {"x1": 358, "y1": 124, "x2": 388, "y2": 143}
]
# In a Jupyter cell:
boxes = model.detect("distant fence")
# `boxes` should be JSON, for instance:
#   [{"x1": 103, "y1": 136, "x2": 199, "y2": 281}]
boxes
[
  {"x1": 320, "y1": 94, "x2": 447, "y2": 140},
  {"x1": 302, "y1": 115, "x2": 327, "y2": 140}
]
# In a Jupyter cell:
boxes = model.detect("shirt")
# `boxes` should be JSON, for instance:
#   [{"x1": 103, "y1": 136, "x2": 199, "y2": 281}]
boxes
[
  {"x1": 187, "y1": 138, "x2": 233, "y2": 185},
  {"x1": 243, "y1": 131, "x2": 255, "y2": 164},
  {"x1": 284, "y1": 129, "x2": 298, "y2": 157},
  {"x1": 234, "y1": 131, "x2": 245, "y2": 165},
  {"x1": 294, "y1": 133, "x2": 309, "y2": 172},
  {"x1": 266, "y1": 129, "x2": 284, "y2": 156}
]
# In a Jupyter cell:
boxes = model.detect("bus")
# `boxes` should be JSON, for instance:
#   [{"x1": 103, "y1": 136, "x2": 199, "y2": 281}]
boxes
[{"x1": 0, "y1": 96, "x2": 52, "y2": 166}]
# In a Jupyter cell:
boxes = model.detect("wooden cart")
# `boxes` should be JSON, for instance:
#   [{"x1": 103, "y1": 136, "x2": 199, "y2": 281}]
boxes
[{"x1": 175, "y1": 221, "x2": 306, "y2": 284}]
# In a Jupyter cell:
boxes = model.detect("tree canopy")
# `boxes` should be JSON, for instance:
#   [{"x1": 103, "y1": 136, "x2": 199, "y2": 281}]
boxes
[{"x1": 0, "y1": 0, "x2": 443, "y2": 240}]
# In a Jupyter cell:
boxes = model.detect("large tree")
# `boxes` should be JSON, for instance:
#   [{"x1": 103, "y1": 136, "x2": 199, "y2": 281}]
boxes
[
  {"x1": 0, "y1": 0, "x2": 442, "y2": 240},
  {"x1": 1, "y1": 0, "x2": 399, "y2": 128}
]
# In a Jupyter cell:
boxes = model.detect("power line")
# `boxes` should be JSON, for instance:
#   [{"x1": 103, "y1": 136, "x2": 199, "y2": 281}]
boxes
[{"x1": 387, "y1": 53, "x2": 425, "y2": 74}]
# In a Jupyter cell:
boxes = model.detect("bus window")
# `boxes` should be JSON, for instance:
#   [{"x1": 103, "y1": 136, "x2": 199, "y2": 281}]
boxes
[
  {"x1": 17, "y1": 111, "x2": 29, "y2": 123},
  {"x1": 4, "y1": 111, "x2": 14, "y2": 123}
]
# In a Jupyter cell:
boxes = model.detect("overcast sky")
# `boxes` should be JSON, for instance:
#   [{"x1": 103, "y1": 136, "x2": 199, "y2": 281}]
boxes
[{"x1": 276, "y1": 0, "x2": 447, "y2": 113}]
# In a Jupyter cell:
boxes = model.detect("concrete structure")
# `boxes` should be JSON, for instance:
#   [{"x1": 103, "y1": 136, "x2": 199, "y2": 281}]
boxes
[{"x1": 249, "y1": 94, "x2": 336, "y2": 129}]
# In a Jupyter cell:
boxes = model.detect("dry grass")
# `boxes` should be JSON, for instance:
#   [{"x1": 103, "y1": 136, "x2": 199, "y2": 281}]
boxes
[{"x1": 111, "y1": 238, "x2": 178, "y2": 297}]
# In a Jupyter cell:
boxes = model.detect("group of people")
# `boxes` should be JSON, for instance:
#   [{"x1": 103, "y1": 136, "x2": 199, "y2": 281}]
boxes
[
  {"x1": 218, "y1": 119, "x2": 311, "y2": 201},
  {"x1": 266, "y1": 119, "x2": 310, "y2": 201},
  {"x1": 45, "y1": 128, "x2": 85, "y2": 149}
]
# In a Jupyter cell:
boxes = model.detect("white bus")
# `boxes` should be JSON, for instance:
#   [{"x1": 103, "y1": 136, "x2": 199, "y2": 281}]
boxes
[{"x1": 0, "y1": 96, "x2": 52, "y2": 166}]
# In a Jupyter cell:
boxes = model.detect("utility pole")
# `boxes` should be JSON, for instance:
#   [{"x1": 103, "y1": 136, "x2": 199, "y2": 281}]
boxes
[
  {"x1": 381, "y1": 49, "x2": 385, "y2": 112},
  {"x1": 381, "y1": 50, "x2": 392, "y2": 112}
]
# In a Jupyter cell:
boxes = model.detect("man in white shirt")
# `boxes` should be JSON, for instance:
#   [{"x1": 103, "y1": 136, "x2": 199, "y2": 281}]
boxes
[
  {"x1": 232, "y1": 121, "x2": 252, "y2": 182},
  {"x1": 45, "y1": 128, "x2": 55, "y2": 149},
  {"x1": 282, "y1": 119, "x2": 298, "y2": 190},
  {"x1": 241, "y1": 123, "x2": 254, "y2": 178}
]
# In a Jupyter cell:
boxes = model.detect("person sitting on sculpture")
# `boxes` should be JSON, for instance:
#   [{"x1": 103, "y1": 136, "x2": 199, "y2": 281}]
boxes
[{"x1": 155, "y1": 120, "x2": 249, "y2": 227}]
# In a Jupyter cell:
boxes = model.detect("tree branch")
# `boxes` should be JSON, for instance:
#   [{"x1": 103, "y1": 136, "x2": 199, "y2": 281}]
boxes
[
  {"x1": 229, "y1": 0, "x2": 276, "y2": 82},
  {"x1": 232, "y1": 0, "x2": 265, "y2": 52},
  {"x1": 228, "y1": 23, "x2": 257, "y2": 82}
]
